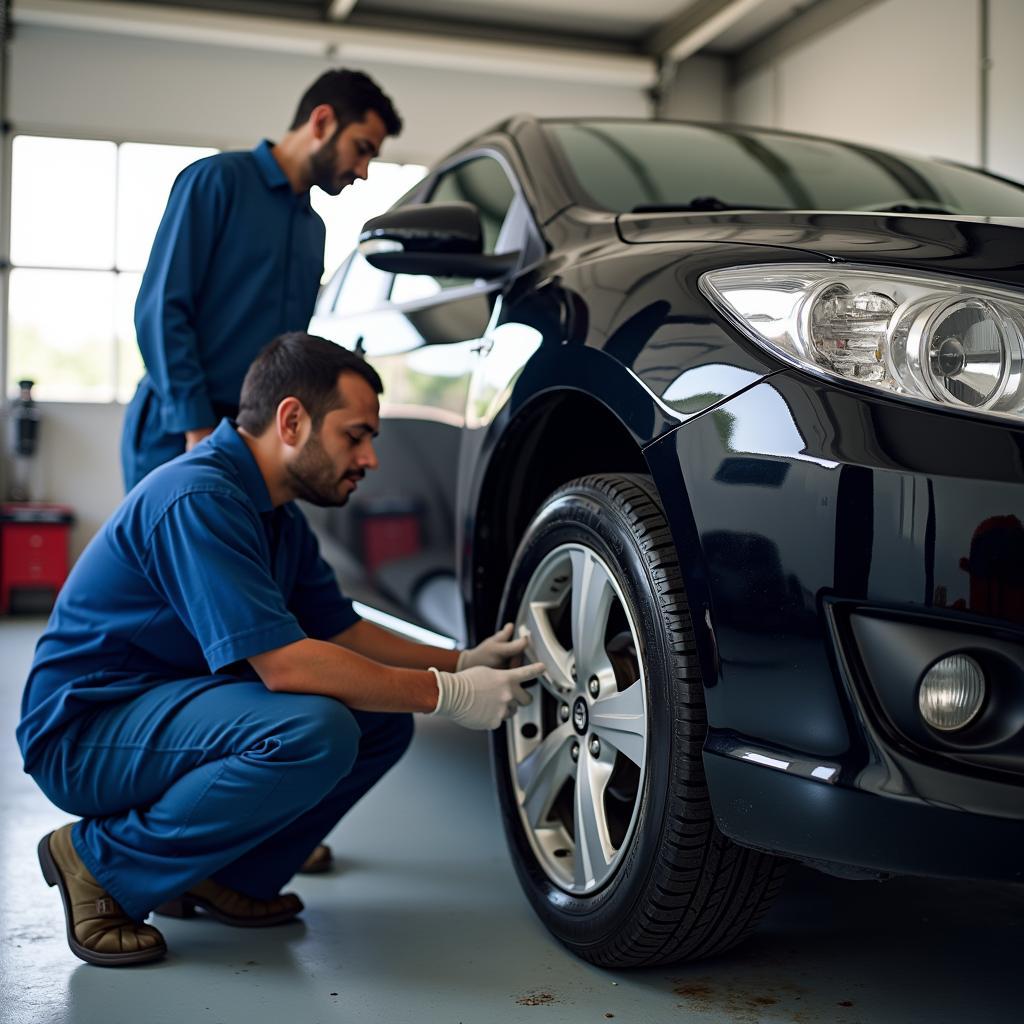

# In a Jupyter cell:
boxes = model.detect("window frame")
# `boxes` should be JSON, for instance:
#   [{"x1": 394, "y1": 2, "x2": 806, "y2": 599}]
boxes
[
  {"x1": 1, "y1": 126, "x2": 235, "y2": 406},
  {"x1": 300, "y1": 144, "x2": 547, "y2": 334},
  {"x1": 384, "y1": 145, "x2": 541, "y2": 310}
]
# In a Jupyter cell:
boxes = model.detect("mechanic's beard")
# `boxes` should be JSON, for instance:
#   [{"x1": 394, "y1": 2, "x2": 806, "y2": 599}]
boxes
[
  {"x1": 307, "y1": 127, "x2": 351, "y2": 196},
  {"x1": 287, "y1": 433, "x2": 351, "y2": 508}
]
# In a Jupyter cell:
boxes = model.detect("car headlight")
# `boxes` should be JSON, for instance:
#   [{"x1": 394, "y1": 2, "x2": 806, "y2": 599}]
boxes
[{"x1": 700, "y1": 265, "x2": 1024, "y2": 421}]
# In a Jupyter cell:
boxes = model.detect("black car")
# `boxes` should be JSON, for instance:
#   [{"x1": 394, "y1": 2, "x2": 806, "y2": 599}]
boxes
[{"x1": 308, "y1": 117, "x2": 1024, "y2": 966}]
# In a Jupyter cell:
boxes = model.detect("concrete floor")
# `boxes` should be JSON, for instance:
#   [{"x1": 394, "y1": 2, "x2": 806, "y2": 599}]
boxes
[{"x1": 1, "y1": 617, "x2": 1021, "y2": 1024}]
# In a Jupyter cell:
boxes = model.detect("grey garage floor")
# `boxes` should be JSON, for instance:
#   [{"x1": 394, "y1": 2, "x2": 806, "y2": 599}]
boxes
[{"x1": 1, "y1": 617, "x2": 1020, "y2": 1024}]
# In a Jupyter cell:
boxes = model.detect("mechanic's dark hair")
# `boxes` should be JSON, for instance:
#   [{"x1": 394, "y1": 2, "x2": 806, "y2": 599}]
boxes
[
  {"x1": 290, "y1": 68, "x2": 402, "y2": 136},
  {"x1": 237, "y1": 332, "x2": 383, "y2": 435}
]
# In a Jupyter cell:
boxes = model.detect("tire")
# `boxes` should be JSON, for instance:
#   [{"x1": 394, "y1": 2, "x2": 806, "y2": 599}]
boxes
[{"x1": 492, "y1": 473, "x2": 786, "y2": 966}]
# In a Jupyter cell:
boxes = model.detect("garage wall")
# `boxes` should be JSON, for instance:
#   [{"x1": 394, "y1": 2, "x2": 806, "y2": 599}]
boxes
[
  {"x1": 660, "y1": 55, "x2": 729, "y2": 123},
  {"x1": 7, "y1": 25, "x2": 651, "y2": 160},
  {"x1": 988, "y1": 0, "x2": 1024, "y2": 181},
  {"x1": 4, "y1": 23, "x2": 650, "y2": 558},
  {"x1": 731, "y1": 0, "x2": 985, "y2": 167}
]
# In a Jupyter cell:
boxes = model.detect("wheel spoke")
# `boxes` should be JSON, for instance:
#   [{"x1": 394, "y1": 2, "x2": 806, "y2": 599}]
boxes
[
  {"x1": 591, "y1": 681, "x2": 647, "y2": 768},
  {"x1": 522, "y1": 602, "x2": 573, "y2": 697},
  {"x1": 573, "y1": 753, "x2": 612, "y2": 889},
  {"x1": 517, "y1": 723, "x2": 576, "y2": 828},
  {"x1": 570, "y1": 549, "x2": 615, "y2": 677}
]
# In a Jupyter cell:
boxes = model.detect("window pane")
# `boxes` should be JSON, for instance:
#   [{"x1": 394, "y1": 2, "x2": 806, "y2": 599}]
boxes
[
  {"x1": 390, "y1": 273, "x2": 442, "y2": 304},
  {"x1": 545, "y1": 120, "x2": 1024, "y2": 216},
  {"x1": 312, "y1": 161, "x2": 427, "y2": 282},
  {"x1": 116, "y1": 272, "x2": 145, "y2": 402},
  {"x1": 431, "y1": 158, "x2": 515, "y2": 253},
  {"x1": 8, "y1": 269, "x2": 116, "y2": 402},
  {"x1": 117, "y1": 144, "x2": 218, "y2": 271},
  {"x1": 335, "y1": 252, "x2": 394, "y2": 314},
  {"x1": 546, "y1": 122, "x2": 792, "y2": 211},
  {"x1": 11, "y1": 137, "x2": 117, "y2": 268},
  {"x1": 400, "y1": 157, "x2": 516, "y2": 293}
]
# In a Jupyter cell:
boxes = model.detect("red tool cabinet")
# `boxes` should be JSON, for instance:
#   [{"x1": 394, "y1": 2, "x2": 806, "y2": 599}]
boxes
[{"x1": 0, "y1": 503, "x2": 74, "y2": 614}]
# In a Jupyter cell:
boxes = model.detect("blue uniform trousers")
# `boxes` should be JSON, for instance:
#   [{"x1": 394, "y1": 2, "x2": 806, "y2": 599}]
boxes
[
  {"x1": 121, "y1": 380, "x2": 242, "y2": 491},
  {"x1": 120, "y1": 381, "x2": 186, "y2": 491},
  {"x1": 29, "y1": 676, "x2": 414, "y2": 921}
]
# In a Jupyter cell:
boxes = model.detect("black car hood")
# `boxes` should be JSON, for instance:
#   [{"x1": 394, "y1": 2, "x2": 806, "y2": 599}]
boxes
[{"x1": 617, "y1": 211, "x2": 1024, "y2": 286}]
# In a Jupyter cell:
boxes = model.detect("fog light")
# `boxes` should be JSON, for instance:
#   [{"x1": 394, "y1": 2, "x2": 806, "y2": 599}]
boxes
[{"x1": 918, "y1": 654, "x2": 986, "y2": 731}]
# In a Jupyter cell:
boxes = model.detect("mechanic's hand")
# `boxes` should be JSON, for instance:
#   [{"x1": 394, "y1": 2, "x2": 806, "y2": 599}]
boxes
[
  {"x1": 185, "y1": 426, "x2": 215, "y2": 451},
  {"x1": 456, "y1": 622, "x2": 531, "y2": 671},
  {"x1": 429, "y1": 662, "x2": 545, "y2": 731}
]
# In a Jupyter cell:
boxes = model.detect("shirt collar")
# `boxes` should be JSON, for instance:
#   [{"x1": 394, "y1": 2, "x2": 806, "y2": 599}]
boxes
[
  {"x1": 209, "y1": 419, "x2": 275, "y2": 515},
  {"x1": 251, "y1": 139, "x2": 304, "y2": 199}
]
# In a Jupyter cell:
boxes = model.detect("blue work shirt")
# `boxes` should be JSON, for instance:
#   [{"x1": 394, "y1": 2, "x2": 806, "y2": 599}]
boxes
[
  {"x1": 134, "y1": 140, "x2": 326, "y2": 435},
  {"x1": 18, "y1": 420, "x2": 360, "y2": 771}
]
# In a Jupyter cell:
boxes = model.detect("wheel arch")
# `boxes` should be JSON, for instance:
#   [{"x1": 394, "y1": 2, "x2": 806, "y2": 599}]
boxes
[{"x1": 468, "y1": 388, "x2": 650, "y2": 642}]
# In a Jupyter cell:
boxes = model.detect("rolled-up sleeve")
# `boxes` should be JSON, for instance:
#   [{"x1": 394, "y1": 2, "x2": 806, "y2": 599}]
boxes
[
  {"x1": 145, "y1": 490, "x2": 306, "y2": 671},
  {"x1": 134, "y1": 159, "x2": 229, "y2": 434}
]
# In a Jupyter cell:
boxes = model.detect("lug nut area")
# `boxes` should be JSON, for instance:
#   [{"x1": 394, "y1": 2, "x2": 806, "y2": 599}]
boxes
[
  {"x1": 559, "y1": 703, "x2": 570, "y2": 723},
  {"x1": 570, "y1": 741, "x2": 580, "y2": 762},
  {"x1": 588, "y1": 736, "x2": 601, "y2": 758},
  {"x1": 588, "y1": 676, "x2": 600, "y2": 698}
]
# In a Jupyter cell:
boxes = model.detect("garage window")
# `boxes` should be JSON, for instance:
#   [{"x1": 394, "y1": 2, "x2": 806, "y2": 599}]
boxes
[
  {"x1": 6, "y1": 136, "x2": 218, "y2": 403},
  {"x1": 6, "y1": 137, "x2": 425, "y2": 403}
]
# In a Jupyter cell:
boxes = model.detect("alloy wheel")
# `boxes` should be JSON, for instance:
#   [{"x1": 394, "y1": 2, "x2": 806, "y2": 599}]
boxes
[{"x1": 509, "y1": 542, "x2": 648, "y2": 894}]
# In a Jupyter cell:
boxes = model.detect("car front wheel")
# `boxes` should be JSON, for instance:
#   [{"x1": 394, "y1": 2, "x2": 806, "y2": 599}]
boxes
[{"x1": 493, "y1": 473, "x2": 786, "y2": 966}]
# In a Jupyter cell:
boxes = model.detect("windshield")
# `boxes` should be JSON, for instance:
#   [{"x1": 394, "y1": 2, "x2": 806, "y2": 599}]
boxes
[{"x1": 544, "y1": 120, "x2": 1024, "y2": 217}]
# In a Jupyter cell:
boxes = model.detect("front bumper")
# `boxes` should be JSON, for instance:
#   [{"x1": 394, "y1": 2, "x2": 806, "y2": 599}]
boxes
[
  {"x1": 645, "y1": 370, "x2": 1024, "y2": 881},
  {"x1": 703, "y1": 749, "x2": 1024, "y2": 881}
]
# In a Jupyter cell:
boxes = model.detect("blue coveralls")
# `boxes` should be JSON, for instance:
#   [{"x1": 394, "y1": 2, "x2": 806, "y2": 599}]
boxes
[
  {"x1": 19, "y1": 421, "x2": 413, "y2": 921},
  {"x1": 121, "y1": 141, "x2": 326, "y2": 490}
]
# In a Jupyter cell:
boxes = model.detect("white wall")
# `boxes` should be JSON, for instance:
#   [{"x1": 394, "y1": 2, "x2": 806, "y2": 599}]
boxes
[
  {"x1": 661, "y1": 55, "x2": 728, "y2": 122},
  {"x1": 27, "y1": 403, "x2": 126, "y2": 561},
  {"x1": 988, "y1": 0, "x2": 1024, "y2": 181},
  {"x1": 5, "y1": 24, "x2": 649, "y2": 556},
  {"x1": 8, "y1": 25, "x2": 649, "y2": 160},
  {"x1": 731, "y1": 0, "x2": 985, "y2": 167}
]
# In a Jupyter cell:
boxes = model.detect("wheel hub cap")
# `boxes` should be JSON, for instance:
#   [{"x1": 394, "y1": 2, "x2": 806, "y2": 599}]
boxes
[{"x1": 572, "y1": 697, "x2": 589, "y2": 735}]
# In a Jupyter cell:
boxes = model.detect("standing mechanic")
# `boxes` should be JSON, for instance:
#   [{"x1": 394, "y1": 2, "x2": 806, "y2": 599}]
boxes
[
  {"x1": 121, "y1": 67, "x2": 401, "y2": 490},
  {"x1": 19, "y1": 333, "x2": 543, "y2": 967},
  {"x1": 122, "y1": 67, "x2": 400, "y2": 874}
]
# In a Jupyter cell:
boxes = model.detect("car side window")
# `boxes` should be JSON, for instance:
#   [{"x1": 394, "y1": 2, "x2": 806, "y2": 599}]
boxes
[
  {"x1": 390, "y1": 155, "x2": 517, "y2": 303},
  {"x1": 333, "y1": 251, "x2": 394, "y2": 316}
]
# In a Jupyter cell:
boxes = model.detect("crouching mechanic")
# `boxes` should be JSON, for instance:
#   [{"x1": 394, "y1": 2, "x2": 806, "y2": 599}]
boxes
[{"x1": 17, "y1": 331, "x2": 544, "y2": 967}]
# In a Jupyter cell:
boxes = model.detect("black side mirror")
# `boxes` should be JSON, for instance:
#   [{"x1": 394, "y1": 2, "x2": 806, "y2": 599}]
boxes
[{"x1": 358, "y1": 201, "x2": 518, "y2": 280}]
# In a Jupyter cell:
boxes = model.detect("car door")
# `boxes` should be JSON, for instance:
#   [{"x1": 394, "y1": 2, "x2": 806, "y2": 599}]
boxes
[{"x1": 309, "y1": 152, "x2": 524, "y2": 644}]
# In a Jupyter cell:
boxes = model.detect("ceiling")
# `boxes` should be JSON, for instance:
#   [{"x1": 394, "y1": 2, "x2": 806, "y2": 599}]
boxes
[{"x1": 125, "y1": 0, "x2": 823, "y2": 57}]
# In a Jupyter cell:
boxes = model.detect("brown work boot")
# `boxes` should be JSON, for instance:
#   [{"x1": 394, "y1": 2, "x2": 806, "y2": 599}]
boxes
[
  {"x1": 298, "y1": 842, "x2": 333, "y2": 874},
  {"x1": 155, "y1": 878, "x2": 303, "y2": 928},
  {"x1": 38, "y1": 824, "x2": 167, "y2": 967}
]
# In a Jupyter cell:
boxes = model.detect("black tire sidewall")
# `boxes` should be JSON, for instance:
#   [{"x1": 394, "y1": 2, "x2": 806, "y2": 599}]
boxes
[{"x1": 492, "y1": 478, "x2": 702, "y2": 951}]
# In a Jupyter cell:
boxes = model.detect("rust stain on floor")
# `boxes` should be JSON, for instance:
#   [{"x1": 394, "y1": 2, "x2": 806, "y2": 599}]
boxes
[
  {"x1": 515, "y1": 990, "x2": 558, "y2": 1006},
  {"x1": 670, "y1": 974, "x2": 811, "y2": 1023}
]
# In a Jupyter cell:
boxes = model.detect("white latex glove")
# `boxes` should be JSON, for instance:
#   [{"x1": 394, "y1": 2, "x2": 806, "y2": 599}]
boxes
[
  {"x1": 456, "y1": 622, "x2": 531, "y2": 671},
  {"x1": 429, "y1": 661, "x2": 545, "y2": 731}
]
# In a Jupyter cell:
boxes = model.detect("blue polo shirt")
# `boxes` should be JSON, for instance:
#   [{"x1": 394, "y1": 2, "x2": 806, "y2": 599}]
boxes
[
  {"x1": 134, "y1": 140, "x2": 326, "y2": 434},
  {"x1": 17, "y1": 420, "x2": 360, "y2": 770}
]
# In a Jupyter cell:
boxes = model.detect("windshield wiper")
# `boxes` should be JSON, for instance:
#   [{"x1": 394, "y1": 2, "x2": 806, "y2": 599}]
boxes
[{"x1": 632, "y1": 196, "x2": 788, "y2": 213}]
